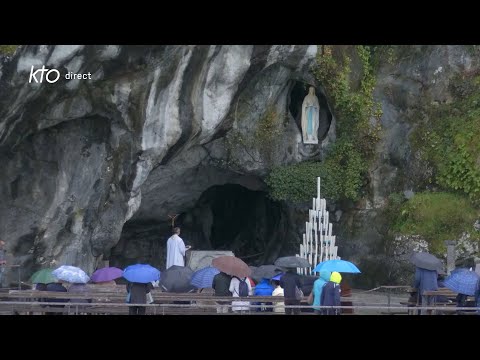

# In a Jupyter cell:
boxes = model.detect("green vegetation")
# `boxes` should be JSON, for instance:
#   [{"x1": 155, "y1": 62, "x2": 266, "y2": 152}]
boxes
[
  {"x1": 266, "y1": 45, "x2": 382, "y2": 203},
  {"x1": 0, "y1": 45, "x2": 18, "y2": 56},
  {"x1": 386, "y1": 59, "x2": 480, "y2": 248},
  {"x1": 410, "y1": 75, "x2": 480, "y2": 203},
  {"x1": 392, "y1": 192, "x2": 479, "y2": 253},
  {"x1": 254, "y1": 106, "x2": 283, "y2": 165},
  {"x1": 266, "y1": 161, "x2": 323, "y2": 202},
  {"x1": 266, "y1": 142, "x2": 366, "y2": 202}
]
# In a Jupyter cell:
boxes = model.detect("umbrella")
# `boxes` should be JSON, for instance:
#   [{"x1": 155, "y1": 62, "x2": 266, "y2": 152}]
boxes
[
  {"x1": 410, "y1": 252, "x2": 443, "y2": 271},
  {"x1": 30, "y1": 268, "x2": 56, "y2": 284},
  {"x1": 190, "y1": 266, "x2": 220, "y2": 289},
  {"x1": 274, "y1": 256, "x2": 311, "y2": 268},
  {"x1": 160, "y1": 265, "x2": 195, "y2": 293},
  {"x1": 123, "y1": 264, "x2": 160, "y2": 284},
  {"x1": 444, "y1": 269, "x2": 480, "y2": 296},
  {"x1": 312, "y1": 259, "x2": 361, "y2": 273},
  {"x1": 52, "y1": 265, "x2": 90, "y2": 284},
  {"x1": 451, "y1": 267, "x2": 469, "y2": 275},
  {"x1": 251, "y1": 265, "x2": 284, "y2": 281},
  {"x1": 212, "y1": 256, "x2": 252, "y2": 278},
  {"x1": 91, "y1": 267, "x2": 123, "y2": 283},
  {"x1": 271, "y1": 273, "x2": 284, "y2": 281}
]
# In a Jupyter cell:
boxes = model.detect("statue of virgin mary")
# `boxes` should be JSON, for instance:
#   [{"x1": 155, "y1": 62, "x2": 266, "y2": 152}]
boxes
[{"x1": 301, "y1": 86, "x2": 320, "y2": 144}]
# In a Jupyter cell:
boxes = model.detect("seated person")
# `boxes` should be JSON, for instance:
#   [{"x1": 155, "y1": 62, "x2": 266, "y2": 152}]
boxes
[{"x1": 45, "y1": 281, "x2": 68, "y2": 315}]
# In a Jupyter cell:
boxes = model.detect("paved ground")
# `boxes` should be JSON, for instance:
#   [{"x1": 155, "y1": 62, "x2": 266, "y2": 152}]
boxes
[{"x1": 348, "y1": 289, "x2": 410, "y2": 315}]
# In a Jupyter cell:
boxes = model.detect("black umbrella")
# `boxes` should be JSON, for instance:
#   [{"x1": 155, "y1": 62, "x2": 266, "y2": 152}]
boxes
[
  {"x1": 274, "y1": 256, "x2": 311, "y2": 268},
  {"x1": 410, "y1": 252, "x2": 443, "y2": 271},
  {"x1": 251, "y1": 265, "x2": 284, "y2": 281},
  {"x1": 160, "y1": 265, "x2": 195, "y2": 293}
]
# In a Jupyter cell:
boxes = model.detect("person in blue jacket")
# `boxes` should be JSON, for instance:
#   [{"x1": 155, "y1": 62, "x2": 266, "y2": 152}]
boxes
[
  {"x1": 253, "y1": 277, "x2": 274, "y2": 312},
  {"x1": 312, "y1": 271, "x2": 331, "y2": 314}
]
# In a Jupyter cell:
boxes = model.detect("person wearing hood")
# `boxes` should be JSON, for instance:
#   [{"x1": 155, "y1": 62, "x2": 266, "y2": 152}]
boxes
[
  {"x1": 253, "y1": 278, "x2": 274, "y2": 312},
  {"x1": 321, "y1": 271, "x2": 342, "y2": 315},
  {"x1": 312, "y1": 271, "x2": 331, "y2": 314}
]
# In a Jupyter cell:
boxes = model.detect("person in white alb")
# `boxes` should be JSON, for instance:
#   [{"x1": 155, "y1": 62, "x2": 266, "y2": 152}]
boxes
[{"x1": 166, "y1": 227, "x2": 191, "y2": 269}]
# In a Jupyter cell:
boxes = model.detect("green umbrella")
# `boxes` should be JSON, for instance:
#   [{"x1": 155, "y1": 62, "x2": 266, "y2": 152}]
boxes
[{"x1": 30, "y1": 268, "x2": 57, "y2": 284}]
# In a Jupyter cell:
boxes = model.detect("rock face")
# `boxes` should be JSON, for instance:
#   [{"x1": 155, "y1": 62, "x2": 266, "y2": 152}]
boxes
[
  {"x1": 1, "y1": 45, "x2": 479, "y2": 288},
  {"x1": 337, "y1": 45, "x2": 480, "y2": 287},
  {"x1": 0, "y1": 45, "x2": 326, "y2": 282}
]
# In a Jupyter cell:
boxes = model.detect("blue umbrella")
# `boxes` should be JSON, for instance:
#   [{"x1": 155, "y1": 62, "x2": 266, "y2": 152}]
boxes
[
  {"x1": 312, "y1": 259, "x2": 361, "y2": 274},
  {"x1": 191, "y1": 266, "x2": 220, "y2": 289},
  {"x1": 451, "y1": 267, "x2": 469, "y2": 275},
  {"x1": 271, "y1": 273, "x2": 284, "y2": 281},
  {"x1": 123, "y1": 264, "x2": 160, "y2": 284},
  {"x1": 444, "y1": 269, "x2": 479, "y2": 296}
]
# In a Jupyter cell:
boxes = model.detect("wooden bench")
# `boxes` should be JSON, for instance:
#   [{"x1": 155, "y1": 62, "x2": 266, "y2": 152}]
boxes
[
  {"x1": 422, "y1": 289, "x2": 476, "y2": 315},
  {"x1": 3, "y1": 290, "x2": 306, "y2": 315},
  {"x1": 3, "y1": 288, "x2": 358, "y2": 315}
]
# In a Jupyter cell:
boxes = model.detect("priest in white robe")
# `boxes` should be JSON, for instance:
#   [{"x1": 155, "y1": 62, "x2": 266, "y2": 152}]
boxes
[{"x1": 166, "y1": 227, "x2": 191, "y2": 269}]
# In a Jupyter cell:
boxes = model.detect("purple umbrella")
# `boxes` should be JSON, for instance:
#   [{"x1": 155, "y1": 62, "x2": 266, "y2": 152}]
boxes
[{"x1": 91, "y1": 267, "x2": 123, "y2": 283}]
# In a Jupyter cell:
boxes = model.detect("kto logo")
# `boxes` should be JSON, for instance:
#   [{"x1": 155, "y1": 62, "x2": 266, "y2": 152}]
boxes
[{"x1": 28, "y1": 65, "x2": 60, "y2": 83}]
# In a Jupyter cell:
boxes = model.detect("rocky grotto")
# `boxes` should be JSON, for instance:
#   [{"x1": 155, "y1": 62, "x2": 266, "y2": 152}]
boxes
[{"x1": 0, "y1": 45, "x2": 479, "y2": 288}]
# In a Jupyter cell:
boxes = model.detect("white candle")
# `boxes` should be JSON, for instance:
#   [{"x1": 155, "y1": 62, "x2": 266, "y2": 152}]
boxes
[
  {"x1": 317, "y1": 177, "x2": 320, "y2": 200},
  {"x1": 295, "y1": 253, "x2": 301, "y2": 275},
  {"x1": 319, "y1": 240, "x2": 324, "y2": 263},
  {"x1": 300, "y1": 232, "x2": 308, "y2": 257}
]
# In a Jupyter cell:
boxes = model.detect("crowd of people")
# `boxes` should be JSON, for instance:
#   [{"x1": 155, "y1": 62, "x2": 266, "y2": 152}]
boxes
[{"x1": 208, "y1": 268, "x2": 344, "y2": 315}]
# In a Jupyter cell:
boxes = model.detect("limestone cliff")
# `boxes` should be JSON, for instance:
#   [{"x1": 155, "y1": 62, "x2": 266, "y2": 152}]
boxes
[{"x1": 0, "y1": 45, "x2": 479, "y2": 287}]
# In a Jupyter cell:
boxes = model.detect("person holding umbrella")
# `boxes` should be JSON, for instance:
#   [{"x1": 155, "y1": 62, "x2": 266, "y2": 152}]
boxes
[
  {"x1": 123, "y1": 264, "x2": 160, "y2": 315},
  {"x1": 280, "y1": 268, "x2": 302, "y2": 315},
  {"x1": 212, "y1": 271, "x2": 232, "y2": 314},
  {"x1": 410, "y1": 252, "x2": 442, "y2": 315},
  {"x1": 126, "y1": 282, "x2": 154, "y2": 315}
]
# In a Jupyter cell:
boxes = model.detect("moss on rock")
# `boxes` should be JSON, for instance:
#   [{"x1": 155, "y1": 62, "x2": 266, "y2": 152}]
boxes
[{"x1": 393, "y1": 192, "x2": 480, "y2": 253}]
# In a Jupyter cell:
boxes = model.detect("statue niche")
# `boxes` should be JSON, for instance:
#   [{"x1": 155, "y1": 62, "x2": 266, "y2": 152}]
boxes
[{"x1": 301, "y1": 86, "x2": 320, "y2": 144}]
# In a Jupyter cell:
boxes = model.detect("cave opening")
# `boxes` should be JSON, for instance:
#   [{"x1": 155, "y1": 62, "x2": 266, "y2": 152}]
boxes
[
  {"x1": 111, "y1": 183, "x2": 297, "y2": 271},
  {"x1": 288, "y1": 81, "x2": 333, "y2": 141}
]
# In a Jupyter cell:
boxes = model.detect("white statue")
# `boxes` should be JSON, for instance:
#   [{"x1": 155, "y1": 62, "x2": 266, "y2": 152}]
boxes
[{"x1": 301, "y1": 86, "x2": 320, "y2": 144}]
